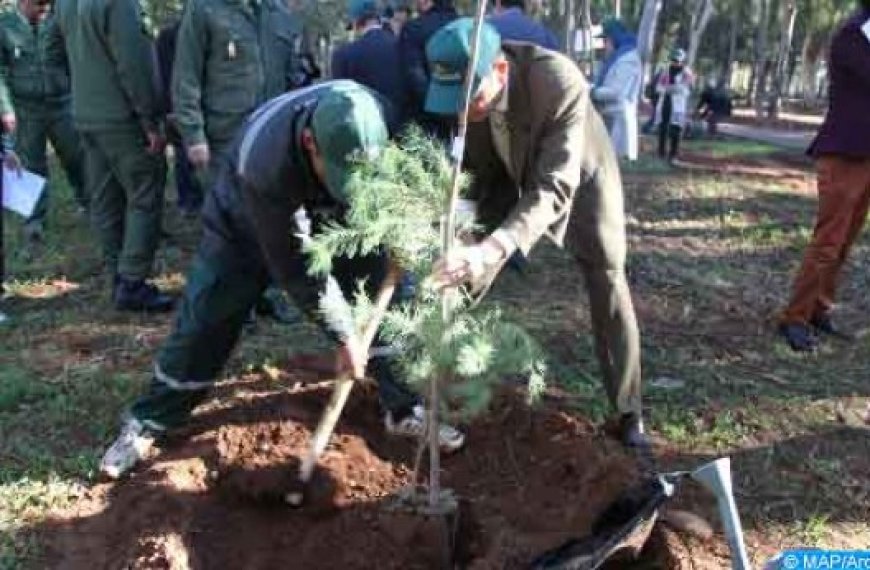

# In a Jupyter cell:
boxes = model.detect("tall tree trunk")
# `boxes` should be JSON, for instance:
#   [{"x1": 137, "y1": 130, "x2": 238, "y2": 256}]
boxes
[
  {"x1": 752, "y1": 0, "x2": 772, "y2": 117},
  {"x1": 630, "y1": 0, "x2": 643, "y2": 21},
  {"x1": 686, "y1": 0, "x2": 715, "y2": 70},
  {"x1": 614, "y1": 0, "x2": 622, "y2": 18},
  {"x1": 767, "y1": 0, "x2": 798, "y2": 118},
  {"x1": 721, "y1": 4, "x2": 740, "y2": 86},
  {"x1": 799, "y1": 27, "x2": 830, "y2": 107},
  {"x1": 799, "y1": 33, "x2": 819, "y2": 106},
  {"x1": 582, "y1": 0, "x2": 592, "y2": 58},
  {"x1": 637, "y1": 0, "x2": 664, "y2": 84},
  {"x1": 563, "y1": 0, "x2": 576, "y2": 57}
]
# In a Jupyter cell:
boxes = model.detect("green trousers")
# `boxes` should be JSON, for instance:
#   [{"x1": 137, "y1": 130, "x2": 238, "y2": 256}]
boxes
[
  {"x1": 130, "y1": 247, "x2": 418, "y2": 431},
  {"x1": 15, "y1": 101, "x2": 87, "y2": 222},
  {"x1": 202, "y1": 136, "x2": 234, "y2": 192},
  {"x1": 80, "y1": 127, "x2": 166, "y2": 280}
]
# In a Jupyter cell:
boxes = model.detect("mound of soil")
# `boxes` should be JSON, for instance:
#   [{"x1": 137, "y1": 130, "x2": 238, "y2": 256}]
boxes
[{"x1": 36, "y1": 373, "x2": 676, "y2": 569}]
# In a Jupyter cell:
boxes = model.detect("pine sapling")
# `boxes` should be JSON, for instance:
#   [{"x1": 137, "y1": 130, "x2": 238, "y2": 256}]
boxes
[{"x1": 304, "y1": 129, "x2": 546, "y2": 510}]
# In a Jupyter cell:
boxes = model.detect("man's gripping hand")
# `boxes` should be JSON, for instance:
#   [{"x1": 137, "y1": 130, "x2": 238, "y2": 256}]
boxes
[{"x1": 430, "y1": 234, "x2": 513, "y2": 291}]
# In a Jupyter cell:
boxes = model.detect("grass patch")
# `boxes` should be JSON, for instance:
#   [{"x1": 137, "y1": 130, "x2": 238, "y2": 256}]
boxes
[{"x1": 684, "y1": 137, "x2": 780, "y2": 158}]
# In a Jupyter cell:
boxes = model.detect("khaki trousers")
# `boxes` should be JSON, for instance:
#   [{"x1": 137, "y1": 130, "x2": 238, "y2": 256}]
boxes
[{"x1": 579, "y1": 261, "x2": 643, "y2": 417}]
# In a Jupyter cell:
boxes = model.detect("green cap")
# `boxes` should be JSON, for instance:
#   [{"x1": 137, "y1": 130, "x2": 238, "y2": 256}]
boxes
[
  {"x1": 311, "y1": 82, "x2": 388, "y2": 203},
  {"x1": 347, "y1": 0, "x2": 378, "y2": 23},
  {"x1": 424, "y1": 18, "x2": 502, "y2": 116},
  {"x1": 596, "y1": 17, "x2": 627, "y2": 39}
]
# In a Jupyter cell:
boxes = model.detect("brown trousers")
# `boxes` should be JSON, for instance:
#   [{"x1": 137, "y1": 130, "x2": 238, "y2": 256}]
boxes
[{"x1": 781, "y1": 155, "x2": 870, "y2": 325}]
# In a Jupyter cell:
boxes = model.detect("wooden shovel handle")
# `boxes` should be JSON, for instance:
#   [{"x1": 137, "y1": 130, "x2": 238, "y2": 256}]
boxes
[
  {"x1": 297, "y1": 264, "x2": 402, "y2": 486},
  {"x1": 359, "y1": 262, "x2": 402, "y2": 365}
]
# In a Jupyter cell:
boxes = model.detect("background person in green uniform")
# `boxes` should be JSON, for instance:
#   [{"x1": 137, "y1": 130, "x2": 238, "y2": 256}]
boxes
[
  {"x1": 426, "y1": 20, "x2": 646, "y2": 448},
  {"x1": 99, "y1": 81, "x2": 464, "y2": 479},
  {"x1": 171, "y1": 0, "x2": 306, "y2": 324},
  {"x1": 51, "y1": 0, "x2": 173, "y2": 312},
  {"x1": 171, "y1": 0, "x2": 304, "y2": 186},
  {"x1": 0, "y1": 0, "x2": 85, "y2": 243}
]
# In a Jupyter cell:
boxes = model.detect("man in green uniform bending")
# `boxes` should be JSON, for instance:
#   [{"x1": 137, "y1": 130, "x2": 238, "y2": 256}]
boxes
[{"x1": 100, "y1": 81, "x2": 465, "y2": 480}]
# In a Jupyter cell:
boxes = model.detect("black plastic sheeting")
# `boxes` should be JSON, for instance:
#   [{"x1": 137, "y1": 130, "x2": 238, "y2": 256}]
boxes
[{"x1": 529, "y1": 477, "x2": 675, "y2": 570}]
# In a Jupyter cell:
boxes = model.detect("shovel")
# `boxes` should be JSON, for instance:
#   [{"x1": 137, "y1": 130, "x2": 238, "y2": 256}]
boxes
[{"x1": 285, "y1": 266, "x2": 400, "y2": 506}]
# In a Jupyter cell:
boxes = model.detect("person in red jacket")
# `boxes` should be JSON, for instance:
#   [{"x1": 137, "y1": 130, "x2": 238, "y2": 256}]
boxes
[{"x1": 779, "y1": 0, "x2": 870, "y2": 351}]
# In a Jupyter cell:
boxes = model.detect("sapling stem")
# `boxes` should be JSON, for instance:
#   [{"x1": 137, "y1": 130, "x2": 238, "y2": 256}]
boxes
[{"x1": 429, "y1": 0, "x2": 490, "y2": 511}]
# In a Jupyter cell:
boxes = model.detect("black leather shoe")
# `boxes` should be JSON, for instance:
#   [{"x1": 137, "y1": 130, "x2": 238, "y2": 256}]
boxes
[
  {"x1": 778, "y1": 323, "x2": 818, "y2": 352},
  {"x1": 810, "y1": 314, "x2": 854, "y2": 341},
  {"x1": 114, "y1": 277, "x2": 175, "y2": 313},
  {"x1": 619, "y1": 413, "x2": 649, "y2": 448}
]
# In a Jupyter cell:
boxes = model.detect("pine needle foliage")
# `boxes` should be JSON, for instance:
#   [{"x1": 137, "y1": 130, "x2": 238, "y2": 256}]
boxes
[
  {"x1": 379, "y1": 290, "x2": 547, "y2": 417},
  {"x1": 304, "y1": 128, "x2": 546, "y2": 417},
  {"x1": 304, "y1": 127, "x2": 475, "y2": 279}
]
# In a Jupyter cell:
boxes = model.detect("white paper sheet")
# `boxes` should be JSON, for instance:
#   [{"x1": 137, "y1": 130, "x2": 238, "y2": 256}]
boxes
[{"x1": 2, "y1": 166, "x2": 46, "y2": 218}]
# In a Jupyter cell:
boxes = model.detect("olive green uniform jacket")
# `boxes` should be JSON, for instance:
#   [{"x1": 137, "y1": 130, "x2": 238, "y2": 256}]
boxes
[
  {"x1": 51, "y1": 0, "x2": 161, "y2": 132},
  {"x1": 0, "y1": 9, "x2": 85, "y2": 216},
  {"x1": 171, "y1": 0, "x2": 303, "y2": 155},
  {"x1": 0, "y1": 10, "x2": 71, "y2": 113}
]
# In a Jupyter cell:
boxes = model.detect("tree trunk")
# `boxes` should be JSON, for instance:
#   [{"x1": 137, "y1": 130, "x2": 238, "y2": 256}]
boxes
[
  {"x1": 614, "y1": 0, "x2": 622, "y2": 18},
  {"x1": 686, "y1": 0, "x2": 715, "y2": 70},
  {"x1": 721, "y1": 5, "x2": 740, "y2": 86},
  {"x1": 580, "y1": 0, "x2": 592, "y2": 74},
  {"x1": 637, "y1": 0, "x2": 664, "y2": 83},
  {"x1": 751, "y1": 0, "x2": 772, "y2": 117},
  {"x1": 799, "y1": 27, "x2": 831, "y2": 107},
  {"x1": 767, "y1": 0, "x2": 798, "y2": 119},
  {"x1": 563, "y1": 0, "x2": 575, "y2": 57}
]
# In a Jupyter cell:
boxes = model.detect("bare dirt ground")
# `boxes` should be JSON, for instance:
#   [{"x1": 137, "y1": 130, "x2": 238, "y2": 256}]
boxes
[{"x1": 31, "y1": 381, "x2": 650, "y2": 569}]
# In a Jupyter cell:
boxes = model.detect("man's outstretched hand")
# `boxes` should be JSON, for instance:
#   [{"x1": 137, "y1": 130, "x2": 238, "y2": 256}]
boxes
[{"x1": 430, "y1": 237, "x2": 509, "y2": 291}]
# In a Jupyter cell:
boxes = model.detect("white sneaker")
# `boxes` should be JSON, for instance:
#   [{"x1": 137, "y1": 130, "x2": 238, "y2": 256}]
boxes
[
  {"x1": 100, "y1": 418, "x2": 156, "y2": 479},
  {"x1": 384, "y1": 405, "x2": 465, "y2": 452}
]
